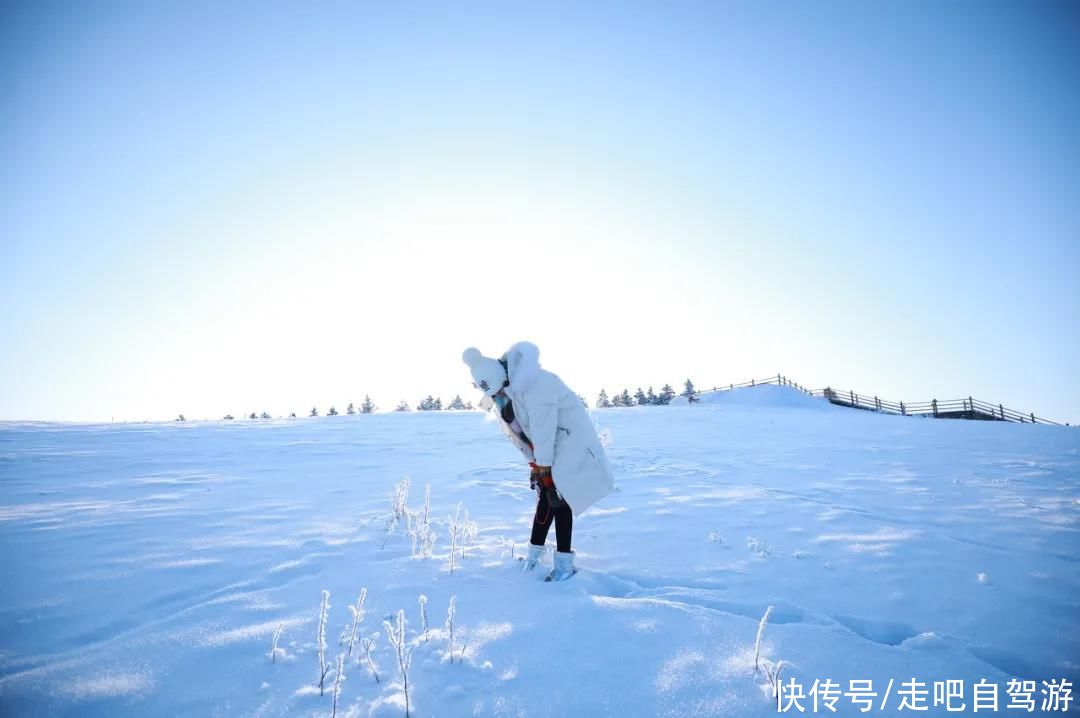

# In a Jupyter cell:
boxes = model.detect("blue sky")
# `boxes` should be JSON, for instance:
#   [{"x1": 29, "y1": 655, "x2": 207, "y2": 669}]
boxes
[{"x1": 2, "y1": 1, "x2": 1078, "y2": 423}]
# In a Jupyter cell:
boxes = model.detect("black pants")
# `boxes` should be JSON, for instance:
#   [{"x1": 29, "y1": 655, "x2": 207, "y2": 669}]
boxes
[{"x1": 530, "y1": 487, "x2": 573, "y2": 553}]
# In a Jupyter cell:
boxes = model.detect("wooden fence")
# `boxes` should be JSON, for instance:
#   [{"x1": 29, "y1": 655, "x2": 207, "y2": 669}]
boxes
[{"x1": 694, "y1": 374, "x2": 1065, "y2": 426}]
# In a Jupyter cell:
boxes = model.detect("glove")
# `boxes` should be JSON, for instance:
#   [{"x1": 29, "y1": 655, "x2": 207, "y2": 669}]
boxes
[{"x1": 529, "y1": 463, "x2": 553, "y2": 491}]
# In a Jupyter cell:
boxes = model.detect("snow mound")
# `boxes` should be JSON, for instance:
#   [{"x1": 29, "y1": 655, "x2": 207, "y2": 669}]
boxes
[{"x1": 671, "y1": 383, "x2": 833, "y2": 411}]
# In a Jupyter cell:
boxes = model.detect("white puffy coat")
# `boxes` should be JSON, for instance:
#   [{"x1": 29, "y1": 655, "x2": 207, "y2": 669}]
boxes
[{"x1": 496, "y1": 342, "x2": 616, "y2": 516}]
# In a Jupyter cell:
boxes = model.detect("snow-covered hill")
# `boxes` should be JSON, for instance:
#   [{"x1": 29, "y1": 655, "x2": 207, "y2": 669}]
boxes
[{"x1": 1, "y1": 387, "x2": 1077, "y2": 716}]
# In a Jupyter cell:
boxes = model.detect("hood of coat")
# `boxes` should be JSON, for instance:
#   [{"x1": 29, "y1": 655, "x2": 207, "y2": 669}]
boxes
[{"x1": 502, "y1": 341, "x2": 541, "y2": 393}]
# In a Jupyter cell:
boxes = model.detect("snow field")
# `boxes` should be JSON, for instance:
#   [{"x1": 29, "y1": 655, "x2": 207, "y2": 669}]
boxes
[{"x1": 0, "y1": 386, "x2": 1077, "y2": 716}]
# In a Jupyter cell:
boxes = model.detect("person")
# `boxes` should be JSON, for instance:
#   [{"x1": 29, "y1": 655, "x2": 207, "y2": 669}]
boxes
[{"x1": 463, "y1": 341, "x2": 616, "y2": 581}]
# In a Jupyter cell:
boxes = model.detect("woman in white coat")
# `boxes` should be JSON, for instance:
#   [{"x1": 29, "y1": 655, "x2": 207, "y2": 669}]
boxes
[{"x1": 463, "y1": 341, "x2": 616, "y2": 581}]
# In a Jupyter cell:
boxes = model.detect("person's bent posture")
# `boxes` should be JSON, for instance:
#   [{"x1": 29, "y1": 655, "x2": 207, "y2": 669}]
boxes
[{"x1": 463, "y1": 342, "x2": 616, "y2": 581}]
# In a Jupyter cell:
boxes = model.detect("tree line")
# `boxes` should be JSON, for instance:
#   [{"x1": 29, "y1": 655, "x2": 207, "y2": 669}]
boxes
[
  {"x1": 177, "y1": 380, "x2": 700, "y2": 421},
  {"x1": 595, "y1": 379, "x2": 697, "y2": 408}
]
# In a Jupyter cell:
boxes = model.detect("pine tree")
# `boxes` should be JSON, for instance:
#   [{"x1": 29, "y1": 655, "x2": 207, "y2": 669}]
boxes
[
  {"x1": 464, "y1": 401, "x2": 474, "y2": 410},
  {"x1": 447, "y1": 395, "x2": 466, "y2": 410},
  {"x1": 596, "y1": 389, "x2": 612, "y2": 409},
  {"x1": 310, "y1": 407, "x2": 319, "y2": 417},
  {"x1": 223, "y1": 414, "x2": 234, "y2": 421},
  {"x1": 347, "y1": 402, "x2": 356, "y2": 415},
  {"x1": 395, "y1": 400, "x2": 411, "y2": 412},
  {"x1": 249, "y1": 412, "x2": 257, "y2": 420},
  {"x1": 682, "y1": 379, "x2": 697, "y2": 403},
  {"x1": 176, "y1": 414, "x2": 186, "y2": 422},
  {"x1": 634, "y1": 388, "x2": 647, "y2": 406},
  {"x1": 328, "y1": 406, "x2": 339, "y2": 416},
  {"x1": 361, "y1": 395, "x2": 376, "y2": 414},
  {"x1": 646, "y1": 387, "x2": 657, "y2": 405},
  {"x1": 260, "y1": 412, "x2": 271, "y2": 419},
  {"x1": 289, "y1": 412, "x2": 297, "y2": 418},
  {"x1": 659, "y1": 384, "x2": 676, "y2": 405},
  {"x1": 619, "y1": 389, "x2": 632, "y2": 407},
  {"x1": 433, "y1": 397, "x2": 443, "y2": 411},
  {"x1": 578, "y1": 395, "x2": 588, "y2": 408}
]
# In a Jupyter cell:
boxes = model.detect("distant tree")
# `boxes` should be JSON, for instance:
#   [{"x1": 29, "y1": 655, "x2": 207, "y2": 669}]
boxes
[
  {"x1": 596, "y1": 389, "x2": 612, "y2": 409},
  {"x1": 328, "y1": 406, "x2": 338, "y2": 416},
  {"x1": 417, "y1": 395, "x2": 443, "y2": 411},
  {"x1": 361, "y1": 395, "x2": 376, "y2": 414},
  {"x1": 464, "y1": 401, "x2": 474, "y2": 410},
  {"x1": 682, "y1": 379, "x2": 697, "y2": 404},
  {"x1": 310, "y1": 407, "x2": 319, "y2": 417},
  {"x1": 447, "y1": 395, "x2": 466, "y2": 410},
  {"x1": 659, "y1": 384, "x2": 676, "y2": 405},
  {"x1": 634, "y1": 388, "x2": 647, "y2": 406},
  {"x1": 249, "y1": 412, "x2": 257, "y2": 420},
  {"x1": 646, "y1": 387, "x2": 658, "y2": 405},
  {"x1": 223, "y1": 414, "x2": 234, "y2": 421},
  {"x1": 578, "y1": 395, "x2": 589, "y2": 408},
  {"x1": 346, "y1": 402, "x2": 356, "y2": 415},
  {"x1": 619, "y1": 389, "x2": 632, "y2": 407},
  {"x1": 395, "y1": 400, "x2": 411, "y2": 412},
  {"x1": 176, "y1": 414, "x2": 186, "y2": 422},
  {"x1": 260, "y1": 412, "x2": 271, "y2": 419},
  {"x1": 289, "y1": 412, "x2": 297, "y2": 418}
]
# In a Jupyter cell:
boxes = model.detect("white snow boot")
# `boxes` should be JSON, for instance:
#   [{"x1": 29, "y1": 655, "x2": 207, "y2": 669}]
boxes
[
  {"x1": 521, "y1": 543, "x2": 544, "y2": 572},
  {"x1": 545, "y1": 551, "x2": 576, "y2": 582}
]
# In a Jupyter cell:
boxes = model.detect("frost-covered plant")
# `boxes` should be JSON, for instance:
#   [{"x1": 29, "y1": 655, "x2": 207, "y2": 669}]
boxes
[
  {"x1": 384, "y1": 609, "x2": 414, "y2": 717},
  {"x1": 418, "y1": 595, "x2": 429, "y2": 643},
  {"x1": 446, "y1": 503, "x2": 479, "y2": 571},
  {"x1": 269, "y1": 623, "x2": 285, "y2": 663},
  {"x1": 754, "y1": 605, "x2": 773, "y2": 672},
  {"x1": 360, "y1": 632, "x2": 380, "y2": 683},
  {"x1": 447, "y1": 503, "x2": 462, "y2": 573},
  {"x1": 747, "y1": 536, "x2": 771, "y2": 557},
  {"x1": 382, "y1": 476, "x2": 412, "y2": 548},
  {"x1": 445, "y1": 595, "x2": 459, "y2": 663},
  {"x1": 317, "y1": 590, "x2": 332, "y2": 695},
  {"x1": 332, "y1": 653, "x2": 346, "y2": 718},
  {"x1": 598, "y1": 426, "x2": 613, "y2": 449},
  {"x1": 751, "y1": 605, "x2": 786, "y2": 696},
  {"x1": 340, "y1": 589, "x2": 367, "y2": 658},
  {"x1": 460, "y1": 508, "x2": 479, "y2": 558},
  {"x1": 409, "y1": 484, "x2": 436, "y2": 559},
  {"x1": 763, "y1": 659, "x2": 785, "y2": 696}
]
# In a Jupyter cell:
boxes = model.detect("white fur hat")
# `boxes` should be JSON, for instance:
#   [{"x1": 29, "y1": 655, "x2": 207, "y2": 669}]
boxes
[{"x1": 462, "y1": 347, "x2": 507, "y2": 397}]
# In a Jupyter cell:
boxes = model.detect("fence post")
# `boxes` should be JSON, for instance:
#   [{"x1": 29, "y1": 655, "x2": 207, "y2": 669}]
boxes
[
  {"x1": 932, "y1": 399, "x2": 938, "y2": 417},
  {"x1": 751, "y1": 379, "x2": 755, "y2": 386},
  {"x1": 778, "y1": 374, "x2": 782, "y2": 385},
  {"x1": 875, "y1": 396, "x2": 880, "y2": 411},
  {"x1": 730, "y1": 384, "x2": 733, "y2": 390},
  {"x1": 968, "y1": 396, "x2": 973, "y2": 415},
  {"x1": 850, "y1": 390, "x2": 855, "y2": 406},
  {"x1": 999, "y1": 404, "x2": 1004, "y2": 420},
  {"x1": 901, "y1": 401, "x2": 906, "y2": 416},
  {"x1": 1031, "y1": 412, "x2": 1036, "y2": 423}
]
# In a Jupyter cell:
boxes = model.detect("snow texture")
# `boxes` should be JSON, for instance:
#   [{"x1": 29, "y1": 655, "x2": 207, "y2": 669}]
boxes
[{"x1": 0, "y1": 385, "x2": 1077, "y2": 716}]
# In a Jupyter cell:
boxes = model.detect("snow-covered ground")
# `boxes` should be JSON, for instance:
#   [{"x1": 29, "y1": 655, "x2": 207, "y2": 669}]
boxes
[{"x1": 1, "y1": 386, "x2": 1077, "y2": 717}]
